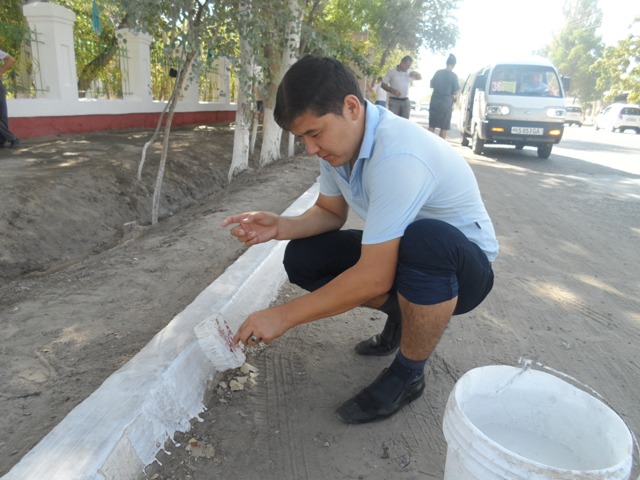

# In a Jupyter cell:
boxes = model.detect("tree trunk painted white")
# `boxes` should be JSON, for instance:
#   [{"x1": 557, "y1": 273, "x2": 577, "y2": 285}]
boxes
[
  {"x1": 258, "y1": 108, "x2": 282, "y2": 166},
  {"x1": 283, "y1": 0, "x2": 303, "y2": 65},
  {"x1": 228, "y1": 31, "x2": 254, "y2": 182},
  {"x1": 258, "y1": 0, "x2": 303, "y2": 165},
  {"x1": 229, "y1": 84, "x2": 252, "y2": 182},
  {"x1": 228, "y1": 0, "x2": 256, "y2": 182},
  {"x1": 249, "y1": 111, "x2": 259, "y2": 156}
]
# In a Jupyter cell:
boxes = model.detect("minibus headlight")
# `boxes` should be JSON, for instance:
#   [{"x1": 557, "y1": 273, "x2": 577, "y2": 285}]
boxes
[
  {"x1": 486, "y1": 105, "x2": 510, "y2": 116},
  {"x1": 546, "y1": 108, "x2": 565, "y2": 118}
]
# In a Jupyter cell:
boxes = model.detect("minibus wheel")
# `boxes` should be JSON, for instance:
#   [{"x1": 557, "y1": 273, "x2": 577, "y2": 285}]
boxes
[
  {"x1": 471, "y1": 129, "x2": 484, "y2": 154},
  {"x1": 537, "y1": 144, "x2": 552, "y2": 158}
]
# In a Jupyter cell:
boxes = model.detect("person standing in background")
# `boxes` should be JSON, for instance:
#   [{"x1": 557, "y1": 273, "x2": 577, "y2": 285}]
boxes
[
  {"x1": 0, "y1": 48, "x2": 19, "y2": 148},
  {"x1": 428, "y1": 54, "x2": 460, "y2": 140},
  {"x1": 382, "y1": 56, "x2": 422, "y2": 119},
  {"x1": 370, "y1": 76, "x2": 387, "y2": 107}
]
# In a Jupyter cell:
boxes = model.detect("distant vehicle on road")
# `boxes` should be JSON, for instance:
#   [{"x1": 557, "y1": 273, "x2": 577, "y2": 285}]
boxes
[
  {"x1": 420, "y1": 103, "x2": 429, "y2": 111},
  {"x1": 458, "y1": 56, "x2": 569, "y2": 159},
  {"x1": 410, "y1": 100, "x2": 417, "y2": 110},
  {"x1": 565, "y1": 106, "x2": 584, "y2": 127},
  {"x1": 594, "y1": 103, "x2": 640, "y2": 133}
]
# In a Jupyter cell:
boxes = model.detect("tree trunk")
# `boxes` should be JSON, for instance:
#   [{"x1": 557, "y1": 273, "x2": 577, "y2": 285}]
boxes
[
  {"x1": 136, "y1": 3, "x2": 206, "y2": 225},
  {"x1": 77, "y1": 14, "x2": 130, "y2": 97},
  {"x1": 258, "y1": 0, "x2": 303, "y2": 166},
  {"x1": 137, "y1": 101, "x2": 170, "y2": 182},
  {"x1": 258, "y1": 104, "x2": 282, "y2": 167},
  {"x1": 298, "y1": 0, "x2": 322, "y2": 56},
  {"x1": 228, "y1": 29, "x2": 255, "y2": 182},
  {"x1": 284, "y1": 0, "x2": 303, "y2": 159},
  {"x1": 229, "y1": 77, "x2": 252, "y2": 182},
  {"x1": 151, "y1": 50, "x2": 197, "y2": 225}
]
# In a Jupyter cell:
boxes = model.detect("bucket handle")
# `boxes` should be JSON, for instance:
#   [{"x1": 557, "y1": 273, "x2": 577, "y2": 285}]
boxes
[{"x1": 517, "y1": 357, "x2": 640, "y2": 471}]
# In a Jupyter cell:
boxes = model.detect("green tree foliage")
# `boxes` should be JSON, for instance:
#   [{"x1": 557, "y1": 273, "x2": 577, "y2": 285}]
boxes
[
  {"x1": 300, "y1": 0, "x2": 459, "y2": 77},
  {"x1": 365, "y1": 0, "x2": 459, "y2": 71},
  {"x1": 592, "y1": 18, "x2": 640, "y2": 104},
  {"x1": 547, "y1": 0, "x2": 604, "y2": 103},
  {"x1": 0, "y1": 0, "x2": 23, "y2": 26},
  {"x1": 0, "y1": 0, "x2": 29, "y2": 97}
]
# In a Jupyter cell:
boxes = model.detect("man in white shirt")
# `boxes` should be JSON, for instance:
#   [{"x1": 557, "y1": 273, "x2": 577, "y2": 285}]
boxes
[{"x1": 381, "y1": 55, "x2": 422, "y2": 119}]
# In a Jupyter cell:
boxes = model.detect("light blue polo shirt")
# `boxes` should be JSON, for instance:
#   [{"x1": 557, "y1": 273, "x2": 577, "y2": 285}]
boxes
[{"x1": 318, "y1": 101, "x2": 499, "y2": 261}]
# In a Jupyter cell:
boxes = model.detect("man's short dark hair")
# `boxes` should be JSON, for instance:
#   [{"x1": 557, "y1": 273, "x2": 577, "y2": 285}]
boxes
[
  {"x1": 401, "y1": 55, "x2": 413, "y2": 64},
  {"x1": 274, "y1": 55, "x2": 364, "y2": 131}
]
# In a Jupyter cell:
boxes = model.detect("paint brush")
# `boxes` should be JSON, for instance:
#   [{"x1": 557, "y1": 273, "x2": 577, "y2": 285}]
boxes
[{"x1": 195, "y1": 314, "x2": 245, "y2": 371}]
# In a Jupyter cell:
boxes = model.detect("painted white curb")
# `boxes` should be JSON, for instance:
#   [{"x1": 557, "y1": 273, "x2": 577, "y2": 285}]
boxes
[{"x1": 3, "y1": 183, "x2": 320, "y2": 480}]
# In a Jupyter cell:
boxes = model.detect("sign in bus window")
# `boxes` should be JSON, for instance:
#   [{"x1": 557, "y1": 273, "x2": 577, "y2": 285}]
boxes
[{"x1": 491, "y1": 81, "x2": 516, "y2": 93}]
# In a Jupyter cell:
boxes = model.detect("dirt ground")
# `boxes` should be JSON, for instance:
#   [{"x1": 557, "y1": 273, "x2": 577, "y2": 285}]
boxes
[
  {"x1": 0, "y1": 125, "x2": 319, "y2": 476},
  {"x1": 1, "y1": 120, "x2": 639, "y2": 479}
]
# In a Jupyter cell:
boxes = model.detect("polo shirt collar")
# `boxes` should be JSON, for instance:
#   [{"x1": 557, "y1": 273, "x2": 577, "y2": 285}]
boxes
[{"x1": 356, "y1": 100, "x2": 379, "y2": 162}]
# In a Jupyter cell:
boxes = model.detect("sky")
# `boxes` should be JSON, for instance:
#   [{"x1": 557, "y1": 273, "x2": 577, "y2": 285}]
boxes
[{"x1": 411, "y1": 0, "x2": 639, "y2": 101}]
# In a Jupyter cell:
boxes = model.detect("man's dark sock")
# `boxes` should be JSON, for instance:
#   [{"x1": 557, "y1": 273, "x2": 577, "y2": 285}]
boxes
[
  {"x1": 379, "y1": 293, "x2": 401, "y2": 323},
  {"x1": 388, "y1": 351, "x2": 426, "y2": 387}
]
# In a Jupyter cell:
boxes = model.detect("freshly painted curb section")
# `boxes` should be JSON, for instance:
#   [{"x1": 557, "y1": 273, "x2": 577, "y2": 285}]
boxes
[{"x1": 3, "y1": 183, "x2": 320, "y2": 480}]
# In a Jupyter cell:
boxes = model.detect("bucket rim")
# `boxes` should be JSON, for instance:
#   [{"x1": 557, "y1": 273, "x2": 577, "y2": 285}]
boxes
[{"x1": 444, "y1": 363, "x2": 634, "y2": 475}]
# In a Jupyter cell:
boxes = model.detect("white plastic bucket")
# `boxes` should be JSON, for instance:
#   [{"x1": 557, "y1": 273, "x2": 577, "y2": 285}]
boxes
[{"x1": 442, "y1": 365, "x2": 633, "y2": 480}]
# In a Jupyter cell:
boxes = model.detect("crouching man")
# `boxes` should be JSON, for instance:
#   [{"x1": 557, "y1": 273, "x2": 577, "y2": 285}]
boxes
[{"x1": 223, "y1": 55, "x2": 498, "y2": 424}]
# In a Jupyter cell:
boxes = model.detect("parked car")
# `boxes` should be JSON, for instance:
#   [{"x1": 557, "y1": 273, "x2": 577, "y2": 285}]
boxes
[
  {"x1": 594, "y1": 103, "x2": 640, "y2": 133},
  {"x1": 420, "y1": 103, "x2": 429, "y2": 111},
  {"x1": 410, "y1": 100, "x2": 417, "y2": 110},
  {"x1": 565, "y1": 105, "x2": 584, "y2": 127}
]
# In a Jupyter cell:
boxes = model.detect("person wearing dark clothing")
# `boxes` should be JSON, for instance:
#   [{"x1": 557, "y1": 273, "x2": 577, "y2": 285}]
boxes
[
  {"x1": 0, "y1": 49, "x2": 19, "y2": 148},
  {"x1": 428, "y1": 54, "x2": 460, "y2": 139}
]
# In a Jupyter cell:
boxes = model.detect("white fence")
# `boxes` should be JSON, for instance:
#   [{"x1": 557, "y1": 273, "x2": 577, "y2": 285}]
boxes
[{"x1": 8, "y1": 2, "x2": 235, "y2": 138}]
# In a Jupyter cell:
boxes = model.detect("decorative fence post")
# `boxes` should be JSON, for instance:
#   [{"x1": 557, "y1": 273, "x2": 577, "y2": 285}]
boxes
[
  {"x1": 22, "y1": 2, "x2": 78, "y2": 101},
  {"x1": 180, "y1": 63, "x2": 201, "y2": 105},
  {"x1": 116, "y1": 28, "x2": 153, "y2": 103}
]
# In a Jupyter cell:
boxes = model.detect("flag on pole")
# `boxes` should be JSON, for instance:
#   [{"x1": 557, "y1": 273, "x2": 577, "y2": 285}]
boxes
[{"x1": 92, "y1": 0, "x2": 102, "y2": 36}]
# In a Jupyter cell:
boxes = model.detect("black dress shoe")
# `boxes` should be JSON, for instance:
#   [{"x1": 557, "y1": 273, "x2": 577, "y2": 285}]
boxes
[
  {"x1": 354, "y1": 316, "x2": 401, "y2": 356},
  {"x1": 336, "y1": 368, "x2": 425, "y2": 424},
  {"x1": 9, "y1": 138, "x2": 20, "y2": 148}
]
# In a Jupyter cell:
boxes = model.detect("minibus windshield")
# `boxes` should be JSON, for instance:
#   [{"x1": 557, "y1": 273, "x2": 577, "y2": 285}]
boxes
[{"x1": 489, "y1": 65, "x2": 562, "y2": 98}]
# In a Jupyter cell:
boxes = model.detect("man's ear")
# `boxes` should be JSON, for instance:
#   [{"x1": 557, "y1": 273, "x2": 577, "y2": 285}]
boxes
[{"x1": 343, "y1": 94, "x2": 362, "y2": 120}]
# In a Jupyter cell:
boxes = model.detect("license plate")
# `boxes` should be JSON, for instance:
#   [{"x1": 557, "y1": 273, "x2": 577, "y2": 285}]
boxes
[{"x1": 512, "y1": 127, "x2": 544, "y2": 135}]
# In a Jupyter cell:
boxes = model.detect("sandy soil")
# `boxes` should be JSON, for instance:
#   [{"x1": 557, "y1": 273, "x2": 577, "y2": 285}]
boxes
[
  {"x1": 1, "y1": 122, "x2": 639, "y2": 479},
  {"x1": 0, "y1": 126, "x2": 319, "y2": 476}
]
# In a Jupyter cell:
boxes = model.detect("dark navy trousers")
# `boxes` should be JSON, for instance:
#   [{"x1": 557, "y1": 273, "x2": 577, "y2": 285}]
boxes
[{"x1": 283, "y1": 219, "x2": 494, "y2": 315}]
